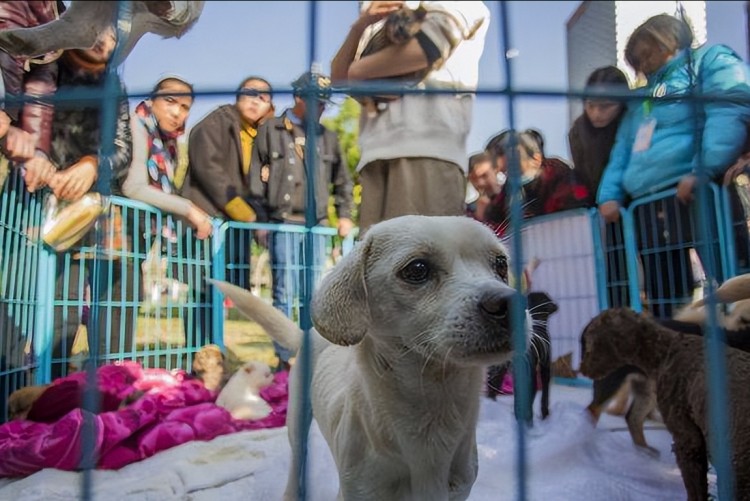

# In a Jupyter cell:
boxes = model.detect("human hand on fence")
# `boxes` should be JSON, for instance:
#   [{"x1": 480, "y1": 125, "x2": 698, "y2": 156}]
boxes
[
  {"x1": 723, "y1": 153, "x2": 750, "y2": 186},
  {"x1": 337, "y1": 217, "x2": 354, "y2": 238},
  {"x1": 5, "y1": 126, "x2": 37, "y2": 161},
  {"x1": 598, "y1": 201, "x2": 621, "y2": 223},
  {"x1": 49, "y1": 156, "x2": 97, "y2": 201},
  {"x1": 23, "y1": 156, "x2": 56, "y2": 192},
  {"x1": 676, "y1": 174, "x2": 697, "y2": 204},
  {"x1": 187, "y1": 204, "x2": 212, "y2": 240}
]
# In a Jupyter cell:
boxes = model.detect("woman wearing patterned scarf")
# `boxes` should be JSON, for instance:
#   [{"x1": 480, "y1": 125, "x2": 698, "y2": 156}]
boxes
[{"x1": 121, "y1": 75, "x2": 211, "y2": 239}]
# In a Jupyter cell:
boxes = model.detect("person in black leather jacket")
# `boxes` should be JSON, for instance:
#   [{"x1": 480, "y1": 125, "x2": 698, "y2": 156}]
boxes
[{"x1": 252, "y1": 70, "x2": 354, "y2": 368}]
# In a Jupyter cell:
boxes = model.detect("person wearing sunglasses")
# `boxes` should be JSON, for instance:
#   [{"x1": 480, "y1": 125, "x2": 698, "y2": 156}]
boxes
[{"x1": 182, "y1": 75, "x2": 274, "y2": 224}]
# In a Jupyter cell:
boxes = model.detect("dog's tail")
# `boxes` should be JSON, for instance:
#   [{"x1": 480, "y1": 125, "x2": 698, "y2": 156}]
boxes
[{"x1": 209, "y1": 279, "x2": 302, "y2": 351}]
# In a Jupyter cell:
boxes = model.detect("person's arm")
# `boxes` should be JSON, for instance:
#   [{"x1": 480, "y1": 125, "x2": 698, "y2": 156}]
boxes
[
  {"x1": 695, "y1": 46, "x2": 750, "y2": 179},
  {"x1": 596, "y1": 110, "x2": 634, "y2": 206},
  {"x1": 328, "y1": 131, "x2": 354, "y2": 236},
  {"x1": 121, "y1": 115, "x2": 193, "y2": 217},
  {"x1": 109, "y1": 88, "x2": 134, "y2": 180},
  {"x1": 330, "y1": 1, "x2": 405, "y2": 83},
  {"x1": 21, "y1": 0, "x2": 60, "y2": 157},
  {"x1": 21, "y1": 59, "x2": 58, "y2": 157},
  {"x1": 346, "y1": 3, "x2": 485, "y2": 81},
  {"x1": 188, "y1": 112, "x2": 257, "y2": 222}
]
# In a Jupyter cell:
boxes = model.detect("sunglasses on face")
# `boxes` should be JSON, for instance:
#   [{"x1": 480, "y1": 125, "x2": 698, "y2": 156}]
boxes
[{"x1": 238, "y1": 88, "x2": 272, "y2": 103}]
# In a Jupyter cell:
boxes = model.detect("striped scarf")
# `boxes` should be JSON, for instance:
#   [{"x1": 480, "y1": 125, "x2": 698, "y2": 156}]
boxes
[{"x1": 135, "y1": 100, "x2": 184, "y2": 195}]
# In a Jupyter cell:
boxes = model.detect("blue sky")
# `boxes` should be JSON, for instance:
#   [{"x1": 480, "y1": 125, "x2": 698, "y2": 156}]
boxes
[{"x1": 119, "y1": 1, "x2": 747, "y2": 163}]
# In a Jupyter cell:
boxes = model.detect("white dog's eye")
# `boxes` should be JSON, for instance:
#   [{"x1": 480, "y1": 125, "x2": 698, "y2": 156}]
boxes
[
  {"x1": 398, "y1": 259, "x2": 431, "y2": 284},
  {"x1": 494, "y1": 255, "x2": 508, "y2": 282}
]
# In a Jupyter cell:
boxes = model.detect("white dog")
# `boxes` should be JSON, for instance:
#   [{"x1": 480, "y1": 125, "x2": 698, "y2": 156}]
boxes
[
  {"x1": 212, "y1": 215, "x2": 529, "y2": 500},
  {"x1": 216, "y1": 361, "x2": 274, "y2": 420}
]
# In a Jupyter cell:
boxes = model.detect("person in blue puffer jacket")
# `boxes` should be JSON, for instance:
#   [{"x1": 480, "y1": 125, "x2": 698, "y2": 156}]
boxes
[{"x1": 597, "y1": 14, "x2": 750, "y2": 318}]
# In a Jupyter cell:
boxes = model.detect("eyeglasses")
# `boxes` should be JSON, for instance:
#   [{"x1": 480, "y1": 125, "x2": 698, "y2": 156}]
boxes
[{"x1": 238, "y1": 88, "x2": 272, "y2": 103}]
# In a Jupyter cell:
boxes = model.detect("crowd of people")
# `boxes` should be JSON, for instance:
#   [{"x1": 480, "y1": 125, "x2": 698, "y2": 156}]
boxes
[
  {"x1": 466, "y1": 13, "x2": 750, "y2": 321},
  {"x1": 1, "y1": 1, "x2": 750, "y2": 376}
]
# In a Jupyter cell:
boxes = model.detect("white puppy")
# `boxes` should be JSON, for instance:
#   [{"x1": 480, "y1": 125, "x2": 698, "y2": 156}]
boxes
[
  {"x1": 212, "y1": 215, "x2": 528, "y2": 500},
  {"x1": 215, "y1": 361, "x2": 274, "y2": 420}
]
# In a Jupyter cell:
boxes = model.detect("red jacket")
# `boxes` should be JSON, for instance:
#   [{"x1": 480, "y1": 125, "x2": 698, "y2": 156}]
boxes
[
  {"x1": 483, "y1": 157, "x2": 592, "y2": 237},
  {"x1": 0, "y1": 1, "x2": 62, "y2": 155}
]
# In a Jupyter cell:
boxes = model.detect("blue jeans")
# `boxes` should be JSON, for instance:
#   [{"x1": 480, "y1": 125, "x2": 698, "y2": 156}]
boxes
[{"x1": 269, "y1": 229, "x2": 327, "y2": 362}]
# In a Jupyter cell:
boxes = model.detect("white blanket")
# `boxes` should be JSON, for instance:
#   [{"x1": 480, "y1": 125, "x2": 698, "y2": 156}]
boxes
[{"x1": 0, "y1": 385, "x2": 697, "y2": 500}]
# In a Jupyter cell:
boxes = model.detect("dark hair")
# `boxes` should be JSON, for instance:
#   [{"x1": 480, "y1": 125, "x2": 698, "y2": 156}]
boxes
[
  {"x1": 151, "y1": 76, "x2": 194, "y2": 100},
  {"x1": 586, "y1": 65, "x2": 629, "y2": 88},
  {"x1": 468, "y1": 152, "x2": 490, "y2": 173},
  {"x1": 485, "y1": 129, "x2": 541, "y2": 159},
  {"x1": 625, "y1": 14, "x2": 693, "y2": 71},
  {"x1": 583, "y1": 65, "x2": 629, "y2": 102},
  {"x1": 523, "y1": 128, "x2": 546, "y2": 158},
  {"x1": 236, "y1": 76, "x2": 273, "y2": 101}
]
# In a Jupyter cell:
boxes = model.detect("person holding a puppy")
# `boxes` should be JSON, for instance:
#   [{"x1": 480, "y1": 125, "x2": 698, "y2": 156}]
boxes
[{"x1": 331, "y1": 1, "x2": 491, "y2": 234}]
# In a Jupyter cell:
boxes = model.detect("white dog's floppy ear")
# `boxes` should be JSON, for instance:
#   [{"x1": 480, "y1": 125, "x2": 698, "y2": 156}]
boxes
[{"x1": 311, "y1": 236, "x2": 372, "y2": 346}]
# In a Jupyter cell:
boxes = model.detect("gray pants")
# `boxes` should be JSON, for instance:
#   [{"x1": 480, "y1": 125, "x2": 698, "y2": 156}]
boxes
[{"x1": 358, "y1": 157, "x2": 466, "y2": 235}]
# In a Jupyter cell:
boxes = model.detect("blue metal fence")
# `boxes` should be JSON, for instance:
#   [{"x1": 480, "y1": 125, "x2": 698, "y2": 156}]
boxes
[
  {"x1": 0, "y1": 192, "x2": 354, "y2": 422},
  {"x1": 0, "y1": 1, "x2": 749, "y2": 499},
  {"x1": 0, "y1": 168, "x2": 46, "y2": 421}
]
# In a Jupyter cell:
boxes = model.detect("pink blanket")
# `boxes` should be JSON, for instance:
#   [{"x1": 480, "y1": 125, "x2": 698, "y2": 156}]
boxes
[{"x1": 0, "y1": 362, "x2": 288, "y2": 477}]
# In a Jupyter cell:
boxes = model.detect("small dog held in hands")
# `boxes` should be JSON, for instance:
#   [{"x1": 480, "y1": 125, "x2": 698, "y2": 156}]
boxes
[
  {"x1": 212, "y1": 215, "x2": 529, "y2": 501},
  {"x1": 216, "y1": 361, "x2": 274, "y2": 420}
]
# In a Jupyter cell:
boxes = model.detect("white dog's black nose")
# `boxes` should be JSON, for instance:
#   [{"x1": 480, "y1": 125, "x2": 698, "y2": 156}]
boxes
[{"x1": 479, "y1": 288, "x2": 514, "y2": 320}]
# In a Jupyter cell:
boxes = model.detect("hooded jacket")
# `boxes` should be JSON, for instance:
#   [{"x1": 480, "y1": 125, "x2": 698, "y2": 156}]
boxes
[{"x1": 597, "y1": 44, "x2": 750, "y2": 204}]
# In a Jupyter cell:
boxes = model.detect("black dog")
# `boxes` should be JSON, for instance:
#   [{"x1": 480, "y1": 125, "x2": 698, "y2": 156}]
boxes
[{"x1": 487, "y1": 291, "x2": 558, "y2": 425}]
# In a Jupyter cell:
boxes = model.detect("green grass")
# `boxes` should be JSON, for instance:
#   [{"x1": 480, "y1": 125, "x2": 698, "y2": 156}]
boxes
[{"x1": 134, "y1": 312, "x2": 279, "y2": 369}]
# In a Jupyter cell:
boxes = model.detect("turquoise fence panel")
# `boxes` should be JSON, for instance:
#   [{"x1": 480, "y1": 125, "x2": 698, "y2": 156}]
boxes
[
  {"x1": 42, "y1": 195, "x2": 214, "y2": 378},
  {"x1": 216, "y1": 220, "x2": 357, "y2": 335},
  {"x1": 0, "y1": 168, "x2": 48, "y2": 421},
  {"x1": 621, "y1": 184, "x2": 728, "y2": 318}
]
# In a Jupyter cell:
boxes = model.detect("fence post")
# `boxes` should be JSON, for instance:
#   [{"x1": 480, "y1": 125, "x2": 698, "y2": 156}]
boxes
[
  {"x1": 33, "y1": 246, "x2": 56, "y2": 385},
  {"x1": 717, "y1": 184, "x2": 739, "y2": 278},
  {"x1": 210, "y1": 221, "x2": 226, "y2": 350},
  {"x1": 620, "y1": 207, "x2": 643, "y2": 313},
  {"x1": 589, "y1": 208, "x2": 609, "y2": 310}
]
